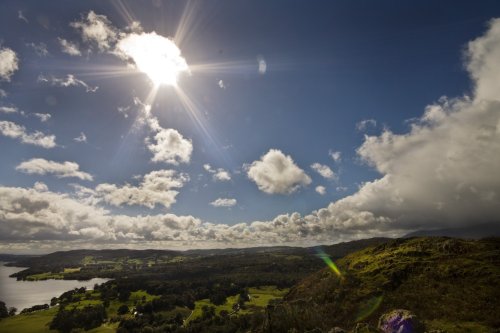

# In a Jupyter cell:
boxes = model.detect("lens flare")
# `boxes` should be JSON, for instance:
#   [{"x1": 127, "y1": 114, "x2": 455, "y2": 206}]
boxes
[
  {"x1": 315, "y1": 248, "x2": 343, "y2": 279},
  {"x1": 355, "y1": 295, "x2": 384, "y2": 322}
]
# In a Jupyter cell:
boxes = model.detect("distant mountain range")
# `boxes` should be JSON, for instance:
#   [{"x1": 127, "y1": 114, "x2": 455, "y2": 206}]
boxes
[{"x1": 404, "y1": 222, "x2": 500, "y2": 238}]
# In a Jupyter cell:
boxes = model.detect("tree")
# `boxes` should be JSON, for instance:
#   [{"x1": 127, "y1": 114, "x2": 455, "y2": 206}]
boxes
[
  {"x1": 0, "y1": 301, "x2": 8, "y2": 318},
  {"x1": 50, "y1": 297, "x2": 58, "y2": 306},
  {"x1": 117, "y1": 304, "x2": 129, "y2": 315},
  {"x1": 8, "y1": 307, "x2": 17, "y2": 316}
]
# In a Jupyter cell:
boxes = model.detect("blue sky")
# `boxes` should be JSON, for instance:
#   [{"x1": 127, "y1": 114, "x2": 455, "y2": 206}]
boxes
[{"x1": 1, "y1": 1, "x2": 500, "y2": 252}]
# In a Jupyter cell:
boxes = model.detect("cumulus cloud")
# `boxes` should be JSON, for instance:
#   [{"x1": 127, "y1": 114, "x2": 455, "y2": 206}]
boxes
[
  {"x1": 33, "y1": 182, "x2": 48, "y2": 192},
  {"x1": 356, "y1": 118, "x2": 377, "y2": 131},
  {"x1": 58, "y1": 38, "x2": 81, "y2": 56},
  {"x1": 247, "y1": 149, "x2": 311, "y2": 194},
  {"x1": 311, "y1": 163, "x2": 336, "y2": 180},
  {"x1": 0, "y1": 47, "x2": 19, "y2": 81},
  {"x1": 147, "y1": 128, "x2": 193, "y2": 165},
  {"x1": 210, "y1": 198, "x2": 237, "y2": 208},
  {"x1": 0, "y1": 106, "x2": 18, "y2": 114},
  {"x1": 315, "y1": 186, "x2": 326, "y2": 195},
  {"x1": 329, "y1": 150, "x2": 342, "y2": 162},
  {"x1": 38, "y1": 74, "x2": 98, "y2": 93},
  {"x1": 0, "y1": 89, "x2": 6, "y2": 98},
  {"x1": 0, "y1": 120, "x2": 56, "y2": 148},
  {"x1": 94, "y1": 169, "x2": 188, "y2": 209},
  {"x1": 70, "y1": 11, "x2": 117, "y2": 51},
  {"x1": 204, "y1": 164, "x2": 231, "y2": 181},
  {"x1": 16, "y1": 158, "x2": 93, "y2": 181}
]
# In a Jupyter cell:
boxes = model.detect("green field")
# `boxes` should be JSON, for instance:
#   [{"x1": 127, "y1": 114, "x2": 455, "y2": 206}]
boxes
[
  {"x1": 0, "y1": 289, "x2": 161, "y2": 333},
  {"x1": 0, "y1": 307, "x2": 58, "y2": 333},
  {"x1": 187, "y1": 285, "x2": 288, "y2": 323}
]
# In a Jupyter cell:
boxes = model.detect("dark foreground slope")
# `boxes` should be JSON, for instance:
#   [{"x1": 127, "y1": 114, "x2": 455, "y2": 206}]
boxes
[{"x1": 265, "y1": 237, "x2": 500, "y2": 333}]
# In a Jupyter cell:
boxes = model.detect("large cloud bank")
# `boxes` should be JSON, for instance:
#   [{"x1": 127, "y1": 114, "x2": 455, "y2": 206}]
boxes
[{"x1": 2, "y1": 19, "x2": 500, "y2": 251}]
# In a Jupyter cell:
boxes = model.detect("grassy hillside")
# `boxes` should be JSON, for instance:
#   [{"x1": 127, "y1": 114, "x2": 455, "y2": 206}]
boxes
[{"x1": 265, "y1": 237, "x2": 500, "y2": 333}]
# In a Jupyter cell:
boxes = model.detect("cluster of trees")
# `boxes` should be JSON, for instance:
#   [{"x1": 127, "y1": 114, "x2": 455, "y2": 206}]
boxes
[
  {"x1": 0, "y1": 301, "x2": 16, "y2": 319},
  {"x1": 50, "y1": 304, "x2": 106, "y2": 333},
  {"x1": 19, "y1": 304, "x2": 49, "y2": 314}
]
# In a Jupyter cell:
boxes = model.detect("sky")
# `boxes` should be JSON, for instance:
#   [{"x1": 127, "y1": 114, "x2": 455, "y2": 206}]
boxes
[{"x1": 1, "y1": 0, "x2": 500, "y2": 253}]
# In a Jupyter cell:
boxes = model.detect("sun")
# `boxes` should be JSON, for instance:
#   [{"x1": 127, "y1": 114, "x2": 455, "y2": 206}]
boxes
[{"x1": 117, "y1": 32, "x2": 189, "y2": 86}]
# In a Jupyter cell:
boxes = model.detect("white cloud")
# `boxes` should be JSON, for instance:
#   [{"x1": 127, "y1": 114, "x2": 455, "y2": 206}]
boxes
[
  {"x1": 0, "y1": 89, "x2": 6, "y2": 98},
  {"x1": 214, "y1": 170, "x2": 231, "y2": 181},
  {"x1": 311, "y1": 163, "x2": 336, "y2": 180},
  {"x1": 74, "y1": 132, "x2": 87, "y2": 143},
  {"x1": 203, "y1": 164, "x2": 231, "y2": 181},
  {"x1": 257, "y1": 55, "x2": 267, "y2": 74},
  {"x1": 3, "y1": 16, "x2": 500, "y2": 251},
  {"x1": 315, "y1": 186, "x2": 326, "y2": 195},
  {"x1": 58, "y1": 38, "x2": 81, "y2": 56},
  {"x1": 0, "y1": 47, "x2": 19, "y2": 81},
  {"x1": 94, "y1": 169, "x2": 188, "y2": 209},
  {"x1": 18, "y1": 10, "x2": 28, "y2": 23},
  {"x1": 247, "y1": 149, "x2": 311, "y2": 195},
  {"x1": 33, "y1": 181, "x2": 49, "y2": 192},
  {"x1": 210, "y1": 198, "x2": 237, "y2": 207},
  {"x1": 0, "y1": 106, "x2": 18, "y2": 114},
  {"x1": 26, "y1": 42, "x2": 49, "y2": 57},
  {"x1": 218, "y1": 80, "x2": 226, "y2": 89},
  {"x1": 356, "y1": 119, "x2": 377, "y2": 131},
  {"x1": 16, "y1": 158, "x2": 93, "y2": 181},
  {"x1": 70, "y1": 11, "x2": 117, "y2": 51},
  {"x1": 33, "y1": 113, "x2": 51, "y2": 122},
  {"x1": 0, "y1": 120, "x2": 56, "y2": 148},
  {"x1": 329, "y1": 150, "x2": 342, "y2": 162},
  {"x1": 147, "y1": 128, "x2": 193, "y2": 165},
  {"x1": 38, "y1": 74, "x2": 98, "y2": 93}
]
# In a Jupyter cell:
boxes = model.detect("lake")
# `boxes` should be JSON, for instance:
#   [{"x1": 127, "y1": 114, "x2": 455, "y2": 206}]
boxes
[{"x1": 0, "y1": 262, "x2": 110, "y2": 311}]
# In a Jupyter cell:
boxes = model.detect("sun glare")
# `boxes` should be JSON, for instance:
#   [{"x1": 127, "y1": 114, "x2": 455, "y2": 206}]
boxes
[{"x1": 117, "y1": 32, "x2": 189, "y2": 86}]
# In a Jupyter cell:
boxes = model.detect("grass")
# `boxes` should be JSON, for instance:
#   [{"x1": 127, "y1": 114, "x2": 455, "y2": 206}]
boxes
[
  {"x1": 0, "y1": 307, "x2": 58, "y2": 333},
  {"x1": 25, "y1": 267, "x2": 82, "y2": 281},
  {"x1": 187, "y1": 285, "x2": 288, "y2": 323}
]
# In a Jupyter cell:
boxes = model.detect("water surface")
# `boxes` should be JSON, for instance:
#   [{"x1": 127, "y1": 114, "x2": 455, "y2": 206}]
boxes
[{"x1": 0, "y1": 262, "x2": 110, "y2": 311}]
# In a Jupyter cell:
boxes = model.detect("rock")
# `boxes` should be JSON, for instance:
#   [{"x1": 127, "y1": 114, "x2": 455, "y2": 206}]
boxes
[
  {"x1": 328, "y1": 327, "x2": 347, "y2": 333},
  {"x1": 378, "y1": 309, "x2": 425, "y2": 333}
]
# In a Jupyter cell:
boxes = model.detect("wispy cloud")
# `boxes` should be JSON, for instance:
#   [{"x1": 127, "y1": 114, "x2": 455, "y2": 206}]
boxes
[
  {"x1": 70, "y1": 11, "x2": 117, "y2": 52},
  {"x1": 38, "y1": 74, "x2": 98, "y2": 93},
  {"x1": 203, "y1": 164, "x2": 231, "y2": 181},
  {"x1": 33, "y1": 113, "x2": 51, "y2": 122},
  {"x1": 210, "y1": 198, "x2": 237, "y2": 207},
  {"x1": 58, "y1": 38, "x2": 81, "y2": 56},
  {"x1": 356, "y1": 119, "x2": 377, "y2": 131},
  {"x1": 311, "y1": 163, "x2": 336, "y2": 180},
  {"x1": 16, "y1": 158, "x2": 93, "y2": 181},
  {"x1": 0, "y1": 106, "x2": 18, "y2": 114},
  {"x1": 0, "y1": 120, "x2": 56, "y2": 148},
  {"x1": 18, "y1": 10, "x2": 28, "y2": 23},
  {"x1": 73, "y1": 132, "x2": 87, "y2": 143},
  {"x1": 26, "y1": 42, "x2": 49, "y2": 57}
]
